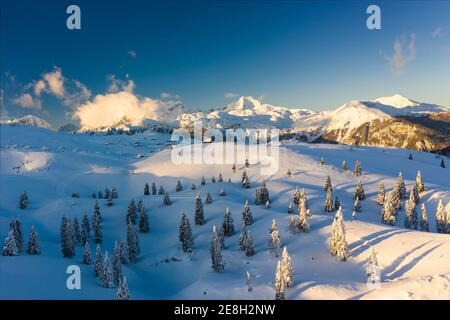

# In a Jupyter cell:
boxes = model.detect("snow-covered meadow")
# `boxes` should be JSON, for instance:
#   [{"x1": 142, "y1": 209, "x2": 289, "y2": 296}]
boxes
[{"x1": 0, "y1": 125, "x2": 449, "y2": 299}]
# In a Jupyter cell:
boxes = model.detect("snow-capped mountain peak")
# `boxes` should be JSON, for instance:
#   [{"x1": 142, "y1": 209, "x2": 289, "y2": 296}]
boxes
[
  {"x1": 1, "y1": 115, "x2": 55, "y2": 131},
  {"x1": 374, "y1": 94, "x2": 419, "y2": 109}
]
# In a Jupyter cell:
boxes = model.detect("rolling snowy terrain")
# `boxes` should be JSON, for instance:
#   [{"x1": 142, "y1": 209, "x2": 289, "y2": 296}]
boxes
[{"x1": 0, "y1": 124, "x2": 449, "y2": 300}]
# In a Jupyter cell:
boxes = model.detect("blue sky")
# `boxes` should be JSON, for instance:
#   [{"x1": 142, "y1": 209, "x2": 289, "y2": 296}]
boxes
[{"x1": 1, "y1": 0, "x2": 449, "y2": 126}]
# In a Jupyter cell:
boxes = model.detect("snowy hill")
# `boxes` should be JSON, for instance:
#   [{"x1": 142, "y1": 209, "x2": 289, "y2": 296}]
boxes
[
  {"x1": 0, "y1": 125, "x2": 449, "y2": 299},
  {"x1": 0, "y1": 115, "x2": 55, "y2": 131}
]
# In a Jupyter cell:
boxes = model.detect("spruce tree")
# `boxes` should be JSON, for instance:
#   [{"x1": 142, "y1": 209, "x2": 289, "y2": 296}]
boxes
[
  {"x1": 3, "y1": 228, "x2": 18, "y2": 256},
  {"x1": 217, "y1": 226, "x2": 225, "y2": 250},
  {"x1": 415, "y1": 170, "x2": 425, "y2": 193},
  {"x1": 81, "y1": 211, "x2": 91, "y2": 244},
  {"x1": 242, "y1": 200, "x2": 253, "y2": 226},
  {"x1": 297, "y1": 198, "x2": 310, "y2": 232},
  {"x1": 342, "y1": 160, "x2": 348, "y2": 172},
  {"x1": 26, "y1": 226, "x2": 41, "y2": 255},
  {"x1": 92, "y1": 204, "x2": 103, "y2": 244},
  {"x1": 94, "y1": 244, "x2": 103, "y2": 278},
  {"x1": 119, "y1": 239, "x2": 129, "y2": 265},
  {"x1": 239, "y1": 223, "x2": 248, "y2": 251},
  {"x1": 201, "y1": 176, "x2": 206, "y2": 186},
  {"x1": 274, "y1": 260, "x2": 285, "y2": 300},
  {"x1": 329, "y1": 207, "x2": 348, "y2": 261},
  {"x1": 281, "y1": 247, "x2": 293, "y2": 287},
  {"x1": 333, "y1": 196, "x2": 341, "y2": 211},
  {"x1": 117, "y1": 276, "x2": 130, "y2": 300},
  {"x1": 176, "y1": 180, "x2": 183, "y2": 192},
  {"x1": 324, "y1": 190, "x2": 334, "y2": 212},
  {"x1": 287, "y1": 201, "x2": 294, "y2": 214},
  {"x1": 113, "y1": 241, "x2": 122, "y2": 285},
  {"x1": 320, "y1": 156, "x2": 325, "y2": 166},
  {"x1": 436, "y1": 199, "x2": 446, "y2": 233},
  {"x1": 404, "y1": 189, "x2": 418, "y2": 230},
  {"x1": 111, "y1": 187, "x2": 118, "y2": 199},
  {"x1": 127, "y1": 199, "x2": 137, "y2": 225},
  {"x1": 354, "y1": 160, "x2": 362, "y2": 176},
  {"x1": 191, "y1": 183, "x2": 196, "y2": 191},
  {"x1": 127, "y1": 218, "x2": 139, "y2": 263},
  {"x1": 441, "y1": 159, "x2": 445, "y2": 168},
  {"x1": 222, "y1": 208, "x2": 235, "y2": 236},
  {"x1": 19, "y1": 191, "x2": 29, "y2": 209},
  {"x1": 255, "y1": 182, "x2": 270, "y2": 205},
  {"x1": 158, "y1": 185, "x2": 165, "y2": 195},
  {"x1": 219, "y1": 187, "x2": 226, "y2": 196},
  {"x1": 205, "y1": 192, "x2": 213, "y2": 204},
  {"x1": 144, "y1": 183, "x2": 150, "y2": 195},
  {"x1": 265, "y1": 200, "x2": 271, "y2": 209},
  {"x1": 353, "y1": 197, "x2": 361, "y2": 212},
  {"x1": 268, "y1": 219, "x2": 281, "y2": 257},
  {"x1": 61, "y1": 215, "x2": 75, "y2": 258},
  {"x1": 242, "y1": 176, "x2": 250, "y2": 189},
  {"x1": 365, "y1": 247, "x2": 380, "y2": 285},
  {"x1": 377, "y1": 183, "x2": 385, "y2": 206},
  {"x1": 241, "y1": 170, "x2": 248, "y2": 183},
  {"x1": 232, "y1": 164, "x2": 236, "y2": 173},
  {"x1": 93, "y1": 201, "x2": 102, "y2": 222},
  {"x1": 408, "y1": 153, "x2": 413, "y2": 160},
  {"x1": 101, "y1": 251, "x2": 113, "y2": 288},
  {"x1": 245, "y1": 231, "x2": 254, "y2": 257},
  {"x1": 381, "y1": 192, "x2": 397, "y2": 226},
  {"x1": 73, "y1": 217, "x2": 81, "y2": 245},
  {"x1": 293, "y1": 186, "x2": 300, "y2": 205},
  {"x1": 211, "y1": 176, "x2": 216, "y2": 183},
  {"x1": 163, "y1": 191, "x2": 171, "y2": 206},
  {"x1": 395, "y1": 172, "x2": 407, "y2": 199},
  {"x1": 10, "y1": 218, "x2": 23, "y2": 252},
  {"x1": 92, "y1": 192, "x2": 97, "y2": 199},
  {"x1": 151, "y1": 182, "x2": 157, "y2": 195},
  {"x1": 246, "y1": 271, "x2": 252, "y2": 292},
  {"x1": 194, "y1": 192, "x2": 205, "y2": 225},
  {"x1": 419, "y1": 204, "x2": 429, "y2": 232},
  {"x1": 286, "y1": 169, "x2": 292, "y2": 177},
  {"x1": 82, "y1": 240, "x2": 92, "y2": 264},
  {"x1": 210, "y1": 226, "x2": 224, "y2": 272},
  {"x1": 98, "y1": 190, "x2": 103, "y2": 199},
  {"x1": 218, "y1": 173, "x2": 223, "y2": 182},
  {"x1": 245, "y1": 158, "x2": 250, "y2": 167},
  {"x1": 324, "y1": 176, "x2": 332, "y2": 192},
  {"x1": 138, "y1": 203, "x2": 150, "y2": 233},
  {"x1": 355, "y1": 179, "x2": 365, "y2": 200},
  {"x1": 412, "y1": 184, "x2": 420, "y2": 204},
  {"x1": 179, "y1": 213, "x2": 194, "y2": 253}
]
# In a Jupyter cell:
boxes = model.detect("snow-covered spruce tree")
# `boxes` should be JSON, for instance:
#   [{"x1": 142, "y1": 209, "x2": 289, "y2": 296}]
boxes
[
  {"x1": 286, "y1": 169, "x2": 292, "y2": 177},
  {"x1": 81, "y1": 211, "x2": 91, "y2": 244},
  {"x1": 144, "y1": 183, "x2": 150, "y2": 195},
  {"x1": 300, "y1": 189, "x2": 309, "y2": 210},
  {"x1": 381, "y1": 192, "x2": 397, "y2": 226},
  {"x1": 404, "y1": 190, "x2": 418, "y2": 230},
  {"x1": 242, "y1": 200, "x2": 253, "y2": 226},
  {"x1": 201, "y1": 176, "x2": 206, "y2": 186},
  {"x1": 211, "y1": 176, "x2": 216, "y2": 183},
  {"x1": 210, "y1": 226, "x2": 224, "y2": 272},
  {"x1": 106, "y1": 195, "x2": 113, "y2": 207},
  {"x1": 245, "y1": 231, "x2": 254, "y2": 256},
  {"x1": 324, "y1": 176, "x2": 332, "y2": 192},
  {"x1": 73, "y1": 217, "x2": 81, "y2": 245},
  {"x1": 138, "y1": 203, "x2": 149, "y2": 233},
  {"x1": 111, "y1": 187, "x2": 118, "y2": 199},
  {"x1": 92, "y1": 192, "x2": 97, "y2": 199},
  {"x1": 217, "y1": 226, "x2": 225, "y2": 249},
  {"x1": 265, "y1": 200, "x2": 271, "y2": 209},
  {"x1": 10, "y1": 218, "x2": 23, "y2": 252},
  {"x1": 408, "y1": 153, "x2": 413, "y2": 160},
  {"x1": 158, "y1": 185, "x2": 165, "y2": 195},
  {"x1": 415, "y1": 170, "x2": 425, "y2": 193},
  {"x1": 93, "y1": 201, "x2": 102, "y2": 222},
  {"x1": 419, "y1": 204, "x2": 429, "y2": 232},
  {"x1": 342, "y1": 160, "x2": 348, "y2": 172},
  {"x1": 255, "y1": 182, "x2": 270, "y2": 205},
  {"x1": 297, "y1": 198, "x2": 310, "y2": 232},
  {"x1": 245, "y1": 158, "x2": 250, "y2": 168},
  {"x1": 94, "y1": 244, "x2": 103, "y2": 278},
  {"x1": 446, "y1": 209, "x2": 450, "y2": 234},
  {"x1": 219, "y1": 187, "x2": 226, "y2": 196},
  {"x1": 395, "y1": 172, "x2": 407, "y2": 199},
  {"x1": 26, "y1": 226, "x2": 41, "y2": 255},
  {"x1": 117, "y1": 276, "x2": 130, "y2": 300},
  {"x1": 377, "y1": 183, "x2": 386, "y2": 206},
  {"x1": 222, "y1": 207, "x2": 235, "y2": 236},
  {"x1": 151, "y1": 182, "x2": 157, "y2": 195},
  {"x1": 191, "y1": 183, "x2": 196, "y2": 191},
  {"x1": 289, "y1": 216, "x2": 297, "y2": 235},
  {"x1": 329, "y1": 207, "x2": 348, "y2": 262},
  {"x1": 119, "y1": 238, "x2": 129, "y2": 265},
  {"x1": 241, "y1": 170, "x2": 248, "y2": 183},
  {"x1": 194, "y1": 192, "x2": 205, "y2": 225},
  {"x1": 61, "y1": 215, "x2": 75, "y2": 258},
  {"x1": 239, "y1": 223, "x2": 248, "y2": 251},
  {"x1": 176, "y1": 180, "x2": 183, "y2": 192},
  {"x1": 3, "y1": 228, "x2": 18, "y2": 256},
  {"x1": 268, "y1": 218, "x2": 281, "y2": 257},
  {"x1": 320, "y1": 156, "x2": 325, "y2": 166},
  {"x1": 436, "y1": 199, "x2": 446, "y2": 233},
  {"x1": 288, "y1": 201, "x2": 294, "y2": 214},
  {"x1": 98, "y1": 190, "x2": 104, "y2": 199},
  {"x1": 281, "y1": 246, "x2": 293, "y2": 287},
  {"x1": 441, "y1": 159, "x2": 445, "y2": 168},
  {"x1": 126, "y1": 199, "x2": 137, "y2": 225},
  {"x1": 104, "y1": 188, "x2": 111, "y2": 199},
  {"x1": 127, "y1": 218, "x2": 139, "y2": 263},
  {"x1": 218, "y1": 173, "x2": 223, "y2": 182},
  {"x1": 355, "y1": 179, "x2": 365, "y2": 200},
  {"x1": 19, "y1": 191, "x2": 29, "y2": 209},
  {"x1": 353, "y1": 197, "x2": 361, "y2": 212},
  {"x1": 205, "y1": 192, "x2": 213, "y2": 204},
  {"x1": 101, "y1": 251, "x2": 113, "y2": 288},
  {"x1": 113, "y1": 241, "x2": 122, "y2": 285},
  {"x1": 274, "y1": 260, "x2": 286, "y2": 300},
  {"x1": 333, "y1": 196, "x2": 341, "y2": 211},
  {"x1": 82, "y1": 240, "x2": 92, "y2": 264},
  {"x1": 412, "y1": 184, "x2": 420, "y2": 204},
  {"x1": 293, "y1": 186, "x2": 300, "y2": 205},
  {"x1": 242, "y1": 176, "x2": 250, "y2": 189},
  {"x1": 391, "y1": 184, "x2": 402, "y2": 212},
  {"x1": 92, "y1": 205, "x2": 103, "y2": 244},
  {"x1": 365, "y1": 246, "x2": 380, "y2": 285},
  {"x1": 324, "y1": 190, "x2": 334, "y2": 212},
  {"x1": 163, "y1": 191, "x2": 172, "y2": 206},
  {"x1": 354, "y1": 160, "x2": 362, "y2": 176},
  {"x1": 179, "y1": 213, "x2": 194, "y2": 253},
  {"x1": 232, "y1": 164, "x2": 236, "y2": 173}
]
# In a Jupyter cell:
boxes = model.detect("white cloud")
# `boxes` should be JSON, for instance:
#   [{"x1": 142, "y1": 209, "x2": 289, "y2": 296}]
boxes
[
  {"x1": 34, "y1": 80, "x2": 46, "y2": 96},
  {"x1": 43, "y1": 67, "x2": 65, "y2": 97},
  {"x1": 387, "y1": 33, "x2": 416, "y2": 76},
  {"x1": 107, "y1": 75, "x2": 135, "y2": 93},
  {"x1": 432, "y1": 27, "x2": 444, "y2": 38},
  {"x1": 225, "y1": 92, "x2": 239, "y2": 99},
  {"x1": 128, "y1": 50, "x2": 137, "y2": 58},
  {"x1": 73, "y1": 90, "x2": 186, "y2": 130},
  {"x1": 11, "y1": 93, "x2": 42, "y2": 109}
]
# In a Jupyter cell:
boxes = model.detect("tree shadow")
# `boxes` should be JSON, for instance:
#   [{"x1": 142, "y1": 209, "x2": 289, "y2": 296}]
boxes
[{"x1": 349, "y1": 228, "x2": 410, "y2": 257}]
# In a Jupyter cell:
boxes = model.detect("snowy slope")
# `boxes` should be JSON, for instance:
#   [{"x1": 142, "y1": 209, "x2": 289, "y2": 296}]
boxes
[{"x1": 1, "y1": 125, "x2": 449, "y2": 299}]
